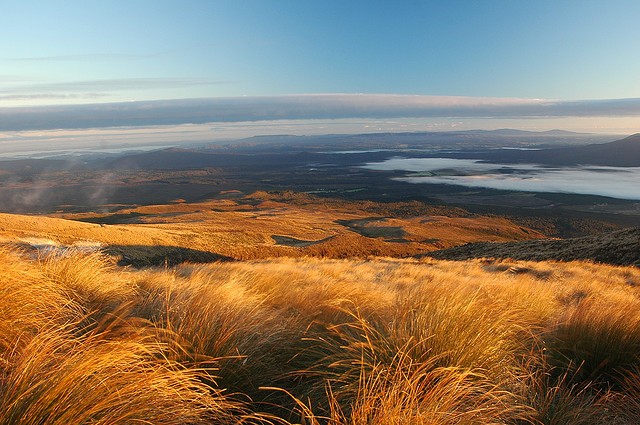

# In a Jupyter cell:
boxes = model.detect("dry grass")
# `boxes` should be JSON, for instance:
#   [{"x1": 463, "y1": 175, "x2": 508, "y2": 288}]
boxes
[
  {"x1": 546, "y1": 297, "x2": 640, "y2": 389},
  {"x1": 0, "y1": 248, "x2": 270, "y2": 425},
  {"x1": 0, "y1": 323, "x2": 241, "y2": 425},
  {"x1": 0, "y1": 192, "x2": 544, "y2": 264},
  {"x1": 2, "y1": 246, "x2": 640, "y2": 423}
]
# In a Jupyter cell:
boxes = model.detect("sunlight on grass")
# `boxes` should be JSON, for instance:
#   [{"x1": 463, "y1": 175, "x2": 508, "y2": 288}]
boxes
[{"x1": 2, "y1": 248, "x2": 640, "y2": 423}]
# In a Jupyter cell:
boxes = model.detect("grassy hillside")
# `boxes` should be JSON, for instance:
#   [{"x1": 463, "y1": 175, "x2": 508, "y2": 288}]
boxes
[
  {"x1": 428, "y1": 227, "x2": 640, "y2": 266},
  {"x1": 0, "y1": 192, "x2": 542, "y2": 266},
  {"x1": 3, "y1": 246, "x2": 640, "y2": 423}
]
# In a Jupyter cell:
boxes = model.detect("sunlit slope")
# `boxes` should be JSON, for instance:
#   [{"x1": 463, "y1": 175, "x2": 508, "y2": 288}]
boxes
[
  {"x1": 3, "y1": 246, "x2": 640, "y2": 423},
  {"x1": 0, "y1": 192, "x2": 542, "y2": 264}
]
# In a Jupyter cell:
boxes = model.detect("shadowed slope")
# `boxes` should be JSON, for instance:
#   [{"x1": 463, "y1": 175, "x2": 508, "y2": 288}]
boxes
[
  {"x1": 426, "y1": 227, "x2": 640, "y2": 266},
  {"x1": 478, "y1": 133, "x2": 640, "y2": 166}
]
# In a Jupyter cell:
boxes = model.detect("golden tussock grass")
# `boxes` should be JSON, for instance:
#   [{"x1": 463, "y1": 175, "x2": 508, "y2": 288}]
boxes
[
  {"x1": 0, "y1": 322, "x2": 242, "y2": 425},
  {"x1": 2, "y1": 248, "x2": 640, "y2": 423},
  {"x1": 1, "y1": 192, "x2": 544, "y2": 263}
]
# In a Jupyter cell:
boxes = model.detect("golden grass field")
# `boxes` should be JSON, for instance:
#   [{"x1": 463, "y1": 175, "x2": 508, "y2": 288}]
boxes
[
  {"x1": 0, "y1": 192, "x2": 542, "y2": 265},
  {"x1": 2, "y1": 240, "x2": 640, "y2": 424}
]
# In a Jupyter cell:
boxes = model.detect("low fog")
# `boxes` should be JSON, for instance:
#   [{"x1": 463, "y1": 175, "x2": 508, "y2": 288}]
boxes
[{"x1": 363, "y1": 157, "x2": 640, "y2": 200}]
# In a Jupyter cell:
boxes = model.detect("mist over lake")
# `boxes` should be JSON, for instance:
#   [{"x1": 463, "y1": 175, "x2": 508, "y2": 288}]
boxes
[{"x1": 362, "y1": 157, "x2": 640, "y2": 200}]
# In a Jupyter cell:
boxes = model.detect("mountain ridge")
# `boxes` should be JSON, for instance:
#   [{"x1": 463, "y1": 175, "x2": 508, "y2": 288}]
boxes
[{"x1": 478, "y1": 133, "x2": 640, "y2": 166}]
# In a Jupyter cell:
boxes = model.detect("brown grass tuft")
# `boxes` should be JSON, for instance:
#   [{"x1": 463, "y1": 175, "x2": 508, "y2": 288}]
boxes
[{"x1": 3, "y1": 247, "x2": 640, "y2": 423}]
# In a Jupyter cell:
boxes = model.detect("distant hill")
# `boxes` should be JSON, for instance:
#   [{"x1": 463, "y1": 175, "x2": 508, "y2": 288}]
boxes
[
  {"x1": 204, "y1": 129, "x2": 611, "y2": 152},
  {"x1": 0, "y1": 158, "x2": 84, "y2": 174},
  {"x1": 480, "y1": 133, "x2": 640, "y2": 166},
  {"x1": 458, "y1": 128, "x2": 590, "y2": 136},
  {"x1": 426, "y1": 227, "x2": 640, "y2": 266}
]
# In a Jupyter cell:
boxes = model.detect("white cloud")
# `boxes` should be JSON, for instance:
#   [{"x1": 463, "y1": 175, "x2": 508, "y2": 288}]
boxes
[
  {"x1": 4, "y1": 53, "x2": 160, "y2": 62},
  {"x1": 363, "y1": 157, "x2": 640, "y2": 200},
  {"x1": 1, "y1": 94, "x2": 640, "y2": 131},
  {"x1": 1, "y1": 78, "x2": 233, "y2": 95},
  {"x1": 0, "y1": 93, "x2": 107, "y2": 101}
]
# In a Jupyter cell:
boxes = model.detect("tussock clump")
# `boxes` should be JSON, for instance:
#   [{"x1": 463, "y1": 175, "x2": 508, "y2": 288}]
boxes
[
  {"x1": 293, "y1": 311, "x2": 532, "y2": 424},
  {"x1": 133, "y1": 268, "x2": 299, "y2": 396},
  {"x1": 3, "y1": 247, "x2": 640, "y2": 423},
  {"x1": 0, "y1": 322, "x2": 241, "y2": 425},
  {"x1": 516, "y1": 354, "x2": 613, "y2": 425},
  {"x1": 545, "y1": 297, "x2": 640, "y2": 389},
  {"x1": 608, "y1": 368, "x2": 640, "y2": 423},
  {"x1": 39, "y1": 250, "x2": 136, "y2": 319},
  {"x1": 0, "y1": 248, "x2": 270, "y2": 424},
  {"x1": 0, "y1": 248, "x2": 81, "y2": 356},
  {"x1": 390, "y1": 285, "x2": 532, "y2": 379}
]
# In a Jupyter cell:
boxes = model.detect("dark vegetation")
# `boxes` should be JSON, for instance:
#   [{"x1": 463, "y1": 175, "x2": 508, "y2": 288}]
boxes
[
  {"x1": 105, "y1": 245, "x2": 234, "y2": 267},
  {"x1": 427, "y1": 227, "x2": 640, "y2": 266},
  {"x1": 271, "y1": 235, "x2": 332, "y2": 247},
  {"x1": 335, "y1": 217, "x2": 407, "y2": 240},
  {"x1": 466, "y1": 133, "x2": 640, "y2": 166}
]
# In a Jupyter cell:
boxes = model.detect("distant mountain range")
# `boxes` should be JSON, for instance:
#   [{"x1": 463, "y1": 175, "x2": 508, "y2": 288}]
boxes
[{"x1": 222, "y1": 128, "x2": 611, "y2": 149}]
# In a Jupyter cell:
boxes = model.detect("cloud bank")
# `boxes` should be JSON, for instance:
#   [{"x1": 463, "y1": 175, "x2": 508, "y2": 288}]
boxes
[
  {"x1": 363, "y1": 157, "x2": 640, "y2": 200},
  {"x1": 2, "y1": 94, "x2": 640, "y2": 131}
]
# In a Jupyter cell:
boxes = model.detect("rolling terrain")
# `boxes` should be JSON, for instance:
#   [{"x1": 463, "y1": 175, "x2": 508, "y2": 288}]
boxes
[
  {"x1": 0, "y1": 192, "x2": 542, "y2": 266},
  {"x1": 2, "y1": 129, "x2": 640, "y2": 424},
  {"x1": 469, "y1": 133, "x2": 640, "y2": 166},
  {"x1": 1, "y1": 130, "x2": 639, "y2": 239}
]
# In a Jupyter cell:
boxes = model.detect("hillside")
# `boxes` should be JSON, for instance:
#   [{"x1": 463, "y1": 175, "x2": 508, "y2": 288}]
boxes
[
  {"x1": 427, "y1": 226, "x2": 640, "y2": 266},
  {"x1": 2, "y1": 246, "x2": 640, "y2": 423},
  {"x1": 480, "y1": 133, "x2": 640, "y2": 166},
  {"x1": 0, "y1": 192, "x2": 543, "y2": 266},
  {"x1": 1, "y1": 188, "x2": 639, "y2": 424}
]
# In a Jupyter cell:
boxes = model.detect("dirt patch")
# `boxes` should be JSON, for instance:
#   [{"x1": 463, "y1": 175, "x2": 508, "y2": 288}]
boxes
[{"x1": 75, "y1": 212, "x2": 147, "y2": 225}]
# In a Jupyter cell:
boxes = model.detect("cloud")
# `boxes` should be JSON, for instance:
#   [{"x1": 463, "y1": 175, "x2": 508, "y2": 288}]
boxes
[
  {"x1": 4, "y1": 53, "x2": 161, "y2": 62},
  {"x1": 0, "y1": 74, "x2": 38, "y2": 82},
  {"x1": 1, "y1": 77, "x2": 234, "y2": 95},
  {"x1": 363, "y1": 157, "x2": 640, "y2": 200},
  {"x1": 1, "y1": 94, "x2": 640, "y2": 131},
  {"x1": 0, "y1": 93, "x2": 107, "y2": 101}
]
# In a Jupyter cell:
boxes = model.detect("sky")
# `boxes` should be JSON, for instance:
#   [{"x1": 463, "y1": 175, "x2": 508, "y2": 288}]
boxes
[{"x1": 2, "y1": 0, "x2": 640, "y2": 142}]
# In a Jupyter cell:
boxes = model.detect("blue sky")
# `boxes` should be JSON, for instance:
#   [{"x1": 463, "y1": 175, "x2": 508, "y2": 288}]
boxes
[{"x1": 2, "y1": 0, "x2": 640, "y2": 134}]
